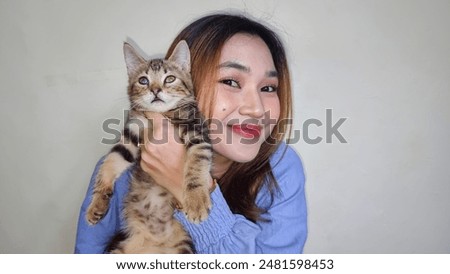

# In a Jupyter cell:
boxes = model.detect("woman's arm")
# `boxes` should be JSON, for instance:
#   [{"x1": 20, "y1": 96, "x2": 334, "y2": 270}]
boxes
[
  {"x1": 139, "y1": 115, "x2": 307, "y2": 252},
  {"x1": 175, "y1": 144, "x2": 307, "y2": 253}
]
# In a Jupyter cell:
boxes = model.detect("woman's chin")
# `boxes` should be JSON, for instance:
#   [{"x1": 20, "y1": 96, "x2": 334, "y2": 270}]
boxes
[{"x1": 213, "y1": 143, "x2": 261, "y2": 163}]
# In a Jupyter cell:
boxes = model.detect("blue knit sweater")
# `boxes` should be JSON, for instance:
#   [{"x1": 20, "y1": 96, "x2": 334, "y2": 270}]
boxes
[{"x1": 75, "y1": 143, "x2": 307, "y2": 253}]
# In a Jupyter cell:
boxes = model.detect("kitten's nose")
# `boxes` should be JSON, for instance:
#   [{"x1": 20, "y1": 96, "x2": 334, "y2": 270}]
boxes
[{"x1": 151, "y1": 88, "x2": 162, "y2": 95}]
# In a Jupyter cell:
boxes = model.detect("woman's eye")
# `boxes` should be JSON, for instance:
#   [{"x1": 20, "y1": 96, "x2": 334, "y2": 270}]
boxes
[
  {"x1": 138, "y1": 76, "x2": 149, "y2": 85},
  {"x1": 220, "y1": 79, "x2": 240, "y2": 88},
  {"x1": 165, "y1": 75, "x2": 176, "y2": 84},
  {"x1": 261, "y1": 85, "x2": 278, "y2": 92}
]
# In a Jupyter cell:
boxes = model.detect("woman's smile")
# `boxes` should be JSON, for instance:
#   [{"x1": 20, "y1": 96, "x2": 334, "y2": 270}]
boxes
[{"x1": 230, "y1": 123, "x2": 262, "y2": 139}]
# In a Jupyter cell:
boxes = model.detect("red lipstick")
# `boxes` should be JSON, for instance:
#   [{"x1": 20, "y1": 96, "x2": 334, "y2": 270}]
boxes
[{"x1": 231, "y1": 124, "x2": 262, "y2": 138}]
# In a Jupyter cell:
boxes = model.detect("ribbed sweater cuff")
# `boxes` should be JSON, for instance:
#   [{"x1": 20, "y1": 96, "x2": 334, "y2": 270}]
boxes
[{"x1": 174, "y1": 186, "x2": 235, "y2": 252}]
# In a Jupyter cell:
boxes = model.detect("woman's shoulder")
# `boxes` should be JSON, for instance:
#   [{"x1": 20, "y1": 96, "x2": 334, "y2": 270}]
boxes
[
  {"x1": 269, "y1": 142, "x2": 305, "y2": 179},
  {"x1": 271, "y1": 143, "x2": 305, "y2": 196},
  {"x1": 256, "y1": 142, "x2": 306, "y2": 210}
]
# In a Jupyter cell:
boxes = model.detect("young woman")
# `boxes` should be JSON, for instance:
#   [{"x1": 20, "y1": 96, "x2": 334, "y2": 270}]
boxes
[{"x1": 75, "y1": 13, "x2": 307, "y2": 254}]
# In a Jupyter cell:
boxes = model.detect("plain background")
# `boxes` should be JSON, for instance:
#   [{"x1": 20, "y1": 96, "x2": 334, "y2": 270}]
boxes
[{"x1": 0, "y1": 0, "x2": 449, "y2": 253}]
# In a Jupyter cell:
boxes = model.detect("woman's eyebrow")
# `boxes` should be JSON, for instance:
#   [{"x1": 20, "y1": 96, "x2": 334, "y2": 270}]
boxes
[
  {"x1": 266, "y1": 70, "x2": 278, "y2": 78},
  {"x1": 219, "y1": 61, "x2": 278, "y2": 78},
  {"x1": 218, "y1": 61, "x2": 250, "y2": 73}
]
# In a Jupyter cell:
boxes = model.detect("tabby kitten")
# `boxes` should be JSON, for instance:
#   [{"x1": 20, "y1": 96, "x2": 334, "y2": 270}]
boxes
[{"x1": 86, "y1": 40, "x2": 212, "y2": 253}]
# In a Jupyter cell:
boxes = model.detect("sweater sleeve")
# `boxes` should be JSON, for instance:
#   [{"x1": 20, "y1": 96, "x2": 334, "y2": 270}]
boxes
[{"x1": 174, "y1": 144, "x2": 307, "y2": 253}]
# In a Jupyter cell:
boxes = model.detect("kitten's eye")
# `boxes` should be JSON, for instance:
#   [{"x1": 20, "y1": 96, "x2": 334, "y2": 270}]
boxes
[
  {"x1": 220, "y1": 79, "x2": 240, "y2": 88},
  {"x1": 261, "y1": 85, "x2": 278, "y2": 93},
  {"x1": 138, "y1": 76, "x2": 149, "y2": 85},
  {"x1": 165, "y1": 75, "x2": 176, "y2": 84}
]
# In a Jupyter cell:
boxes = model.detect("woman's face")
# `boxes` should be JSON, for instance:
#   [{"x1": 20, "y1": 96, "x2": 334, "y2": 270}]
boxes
[{"x1": 209, "y1": 33, "x2": 281, "y2": 166}]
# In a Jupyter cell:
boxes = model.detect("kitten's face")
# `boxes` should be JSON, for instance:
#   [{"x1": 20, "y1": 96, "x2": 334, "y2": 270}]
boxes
[
  {"x1": 124, "y1": 41, "x2": 193, "y2": 113},
  {"x1": 128, "y1": 59, "x2": 191, "y2": 112}
]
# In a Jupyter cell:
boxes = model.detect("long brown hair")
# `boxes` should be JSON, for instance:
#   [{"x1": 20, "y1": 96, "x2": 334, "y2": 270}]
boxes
[{"x1": 166, "y1": 13, "x2": 292, "y2": 222}]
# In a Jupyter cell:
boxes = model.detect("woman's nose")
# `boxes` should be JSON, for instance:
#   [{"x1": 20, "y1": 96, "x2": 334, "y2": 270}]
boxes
[{"x1": 238, "y1": 88, "x2": 265, "y2": 118}]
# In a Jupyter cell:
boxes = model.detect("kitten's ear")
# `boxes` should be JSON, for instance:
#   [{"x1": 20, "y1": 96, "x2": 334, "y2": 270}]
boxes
[
  {"x1": 123, "y1": 42, "x2": 146, "y2": 78},
  {"x1": 168, "y1": 40, "x2": 191, "y2": 73}
]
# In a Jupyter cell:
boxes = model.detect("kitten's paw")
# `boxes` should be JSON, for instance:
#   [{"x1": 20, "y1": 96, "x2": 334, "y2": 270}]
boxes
[
  {"x1": 183, "y1": 188, "x2": 211, "y2": 224},
  {"x1": 86, "y1": 189, "x2": 113, "y2": 225}
]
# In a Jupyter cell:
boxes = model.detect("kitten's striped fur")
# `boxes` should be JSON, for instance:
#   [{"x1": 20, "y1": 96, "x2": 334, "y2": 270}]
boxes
[{"x1": 86, "y1": 41, "x2": 212, "y2": 253}]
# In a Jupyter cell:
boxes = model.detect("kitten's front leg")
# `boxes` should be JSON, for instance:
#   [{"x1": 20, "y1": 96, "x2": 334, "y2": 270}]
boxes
[
  {"x1": 181, "y1": 137, "x2": 213, "y2": 223},
  {"x1": 86, "y1": 114, "x2": 144, "y2": 225},
  {"x1": 86, "y1": 140, "x2": 137, "y2": 224}
]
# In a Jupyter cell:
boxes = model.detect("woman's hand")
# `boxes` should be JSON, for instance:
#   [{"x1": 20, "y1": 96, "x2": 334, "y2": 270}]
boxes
[{"x1": 140, "y1": 113, "x2": 186, "y2": 203}]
